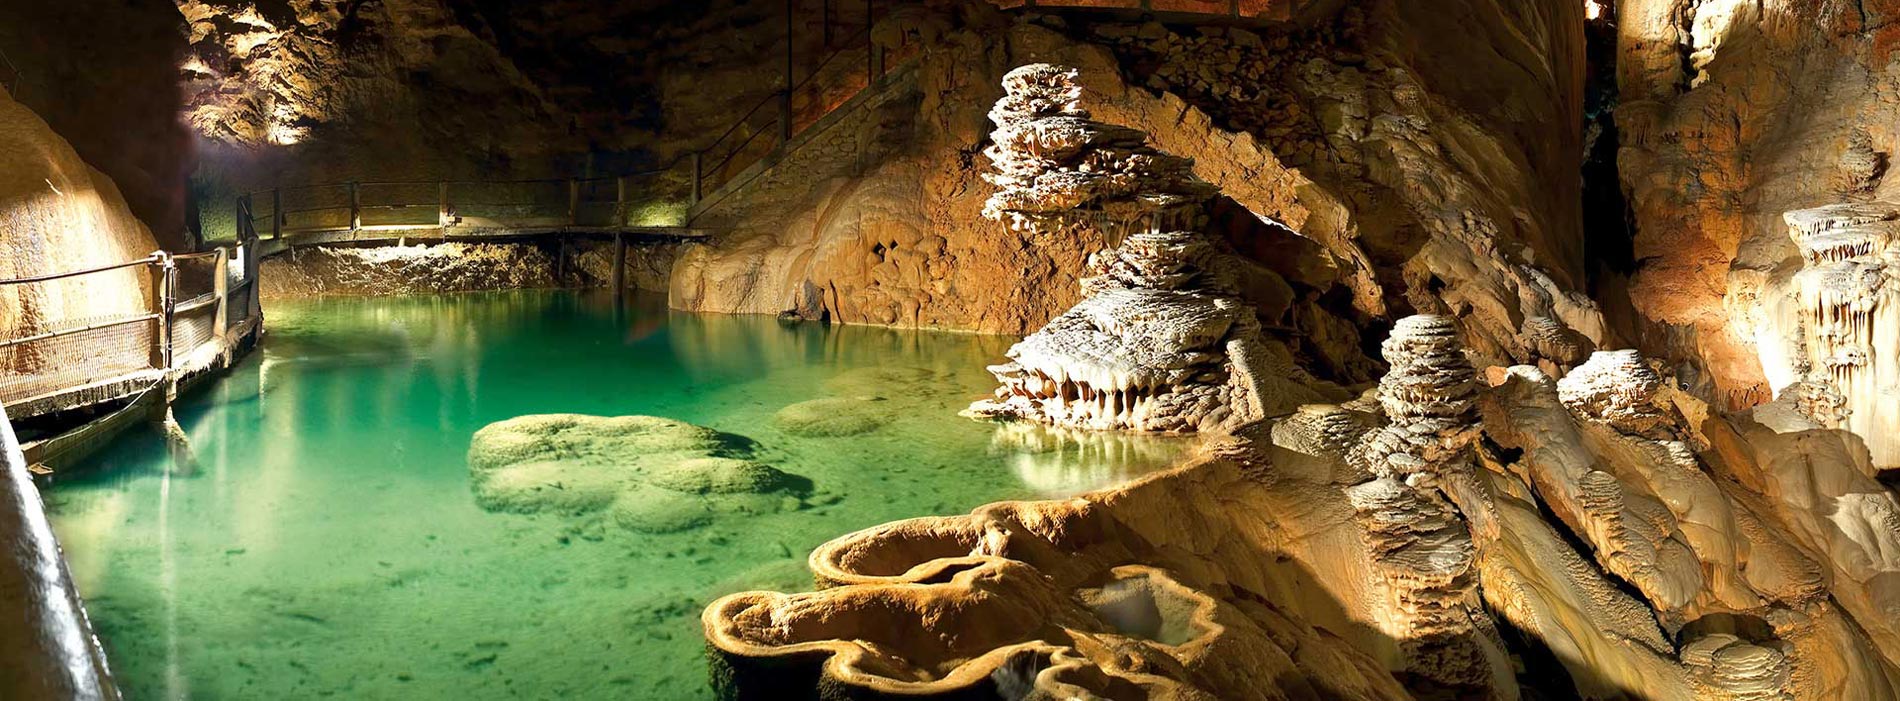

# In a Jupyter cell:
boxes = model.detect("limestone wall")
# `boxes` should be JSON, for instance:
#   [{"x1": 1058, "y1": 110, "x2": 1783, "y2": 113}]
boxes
[
  {"x1": 0, "y1": 86, "x2": 161, "y2": 373},
  {"x1": 671, "y1": 1, "x2": 1598, "y2": 379}
]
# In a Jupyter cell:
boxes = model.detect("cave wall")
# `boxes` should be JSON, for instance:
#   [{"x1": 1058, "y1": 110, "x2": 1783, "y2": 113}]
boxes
[
  {"x1": 1615, "y1": 0, "x2": 1900, "y2": 408},
  {"x1": 671, "y1": 0, "x2": 1597, "y2": 380},
  {"x1": 0, "y1": 87, "x2": 162, "y2": 373},
  {"x1": 0, "y1": 0, "x2": 195, "y2": 249},
  {"x1": 175, "y1": 0, "x2": 871, "y2": 242}
]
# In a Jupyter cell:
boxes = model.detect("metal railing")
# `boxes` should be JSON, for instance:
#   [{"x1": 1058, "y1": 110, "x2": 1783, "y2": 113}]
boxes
[
  {"x1": 0, "y1": 237, "x2": 262, "y2": 417},
  {"x1": 239, "y1": 165, "x2": 696, "y2": 241},
  {"x1": 0, "y1": 45, "x2": 26, "y2": 101}
]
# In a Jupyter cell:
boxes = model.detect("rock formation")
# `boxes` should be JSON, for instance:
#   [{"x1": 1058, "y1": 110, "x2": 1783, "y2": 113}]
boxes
[
  {"x1": 702, "y1": 457, "x2": 1417, "y2": 701},
  {"x1": 0, "y1": 87, "x2": 160, "y2": 378},
  {"x1": 467, "y1": 414, "x2": 812, "y2": 534},
  {"x1": 963, "y1": 64, "x2": 1307, "y2": 433},
  {"x1": 259, "y1": 243, "x2": 559, "y2": 299},
  {"x1": 1749, "y1": 203, "x2": 1900, "y2": 468},
  {"x1": 709, "y1": 306, "x2": 1900, "y2": 699},
  {"x1": 1340, "y1": 315, "x2": 1504, "y2": 691}
]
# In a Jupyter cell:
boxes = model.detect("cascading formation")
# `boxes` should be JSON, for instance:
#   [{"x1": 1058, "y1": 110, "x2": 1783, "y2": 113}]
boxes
[{"x1": 964, "y1": 63, "x2": 1267, "y2": 433}]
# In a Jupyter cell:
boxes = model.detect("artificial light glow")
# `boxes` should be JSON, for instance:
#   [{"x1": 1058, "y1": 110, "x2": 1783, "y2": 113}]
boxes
[
  {"x1": 1585, "y1": 0, "x2": 1603, "y2": 20},
  {"x1": 266, "y1": 122, "x2": 306, "y2": 146},
  {"x1": 266, "y1": 102, "x2": 306, "y2": 145}
]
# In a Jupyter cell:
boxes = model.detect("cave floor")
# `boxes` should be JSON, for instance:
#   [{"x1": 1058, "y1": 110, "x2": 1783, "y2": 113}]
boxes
[{"x1": 40, "y1": 289, "x2": 1191, "y2": 700}]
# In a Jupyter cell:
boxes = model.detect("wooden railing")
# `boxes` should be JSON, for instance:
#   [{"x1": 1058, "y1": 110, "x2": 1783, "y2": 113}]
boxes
[{"x1": 0, "y1": 238, "x2": 262, "y2": 418}]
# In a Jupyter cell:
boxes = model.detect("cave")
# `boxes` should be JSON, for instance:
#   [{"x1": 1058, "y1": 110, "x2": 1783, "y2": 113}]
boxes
[{"x1": 4, "y1": 1, "x2": 1900, "y2": 700}]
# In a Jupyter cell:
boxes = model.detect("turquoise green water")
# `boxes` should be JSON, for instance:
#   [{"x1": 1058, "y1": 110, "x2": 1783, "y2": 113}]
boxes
[{"x1": 44, "y1": 290, "x2": 1189, "y2": 700}]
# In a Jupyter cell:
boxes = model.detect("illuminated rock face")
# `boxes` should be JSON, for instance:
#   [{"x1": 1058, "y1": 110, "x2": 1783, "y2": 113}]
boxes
[
  {"x1": 1340, "y1": 315, "x2": 1505, "y2": 691},
  {"x1": 1758, "y1": 203, "x2": 1900, "y2": 467},
  {"x1": 0, "y1": 88, "x2": 160, "y2": 376},
  {"x1": 966, "y1": 64, "x2": 1266, "y2": 434}
]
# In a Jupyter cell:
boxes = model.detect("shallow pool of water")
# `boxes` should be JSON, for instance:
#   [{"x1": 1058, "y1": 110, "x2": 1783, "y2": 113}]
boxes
[{"x1": 44, "y1": 290, "x2": 1189, "y2": 700}]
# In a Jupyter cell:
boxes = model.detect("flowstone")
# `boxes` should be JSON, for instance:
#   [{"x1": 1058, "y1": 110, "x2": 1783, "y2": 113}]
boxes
[
  {"x1": 1755, "y1": 202, "x2": 1900, "y2": 467},
  {"x1": 466, "y1": 414, "x2": 811, "y2": 533}
]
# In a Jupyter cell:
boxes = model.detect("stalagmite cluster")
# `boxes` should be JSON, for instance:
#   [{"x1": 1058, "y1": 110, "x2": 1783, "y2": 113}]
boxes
[
  {"x1": 965, "y1": 64, "x2": 1269, "y2": 433},
  {"x1": 1338, "y1": 315, "x2": 1504, "y2": 691},
  {"x1": 709, "y1": 303, "x2": 1900, "y2": 699},
  {"x1": 978, "y1": 64, "x2": 1216, "y2": 229}
]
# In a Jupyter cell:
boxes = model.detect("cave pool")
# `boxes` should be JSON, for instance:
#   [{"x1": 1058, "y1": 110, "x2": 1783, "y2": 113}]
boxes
[{"x1": 40, "y1": 289, "x2": 1191, "y2": 700}]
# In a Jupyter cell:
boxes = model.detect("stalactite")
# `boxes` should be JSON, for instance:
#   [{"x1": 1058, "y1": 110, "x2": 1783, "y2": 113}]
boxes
[{"x1": 1759, "y1": 203, "x2": 1900, "y2": 466}]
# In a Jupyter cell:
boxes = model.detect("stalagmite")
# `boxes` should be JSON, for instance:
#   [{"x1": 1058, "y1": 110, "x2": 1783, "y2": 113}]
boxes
[
  {"x1": 964, "y1": 64, "x2": 1274, "y2": 433},
  {"x1": 1341, "y1": 314, "x2": 1506, "y2": 692}
]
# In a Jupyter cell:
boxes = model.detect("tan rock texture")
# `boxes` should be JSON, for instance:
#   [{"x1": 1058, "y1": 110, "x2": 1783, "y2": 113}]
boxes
[
  {"x1": 258, "y1": 243, "x2": 558, "y2": 299},
  {"x1": 1612, "y1": 0, "x2": 1900, "y2": 412},
  {"x1": 703, "y1": 438, "x2": 1417, "y2": 701},
  {"x1": 0, "y1": 87, "x2": 160, "y2": 375},
  {"x1": 672, "y1": 0, "x2": 1600, "y2": 388},
  {"x1": 0, "y1": 0, "x2": 194, "y2": 246},
  {"x1": 709, "y1": 313, "x2": 1900, "y2": 700},
  {"x1": 961, "y1": 63, "x2": 1325, "y2": 433}
]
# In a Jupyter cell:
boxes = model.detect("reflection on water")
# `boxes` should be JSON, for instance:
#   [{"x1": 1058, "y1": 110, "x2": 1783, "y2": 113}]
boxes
[
  {"x1": 42, "y1": 290, "x2": 1184, "y2": 701},
  {"x1": 990, "y1": 423, "x2": 1196, "y2": 497}
]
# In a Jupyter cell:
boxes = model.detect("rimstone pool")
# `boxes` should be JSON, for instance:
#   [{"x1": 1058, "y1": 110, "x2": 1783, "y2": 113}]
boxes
[{"x1": 41, "y1": 290, "x2": 1189, "y2": 700}]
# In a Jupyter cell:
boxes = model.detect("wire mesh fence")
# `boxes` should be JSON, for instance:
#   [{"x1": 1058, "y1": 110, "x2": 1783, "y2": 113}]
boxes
[
  {"x1": 0, "y1": 315, "x2": 157, "y2": 404},
  {"x1": 171, "y1": 303, "x2": 220, "y2": 360},
  {"x1": 0, "y1": 245, "x2": 261, "y2": 414}
]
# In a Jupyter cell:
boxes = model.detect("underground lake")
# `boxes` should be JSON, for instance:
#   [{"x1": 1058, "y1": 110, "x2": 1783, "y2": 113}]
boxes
[{"x1": 40, "y1": 290, "x2": 1192, "y2": 700}]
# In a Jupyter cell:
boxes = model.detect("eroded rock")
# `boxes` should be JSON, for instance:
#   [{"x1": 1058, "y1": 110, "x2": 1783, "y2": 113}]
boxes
[{"x1": 964, "y1": 64, "x2": 1295, "y2": 434}]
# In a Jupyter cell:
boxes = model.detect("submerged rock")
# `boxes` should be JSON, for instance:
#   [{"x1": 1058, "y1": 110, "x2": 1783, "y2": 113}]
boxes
[
  {"x1": 467, "y1": 414, "x2": 810, "y2": 533},
  {"x1": 821, "y1": 366, "x2": 945, "y2": 399},
  {"x1": 773, "y1": 397, "x2": 893, "y2": 437}
]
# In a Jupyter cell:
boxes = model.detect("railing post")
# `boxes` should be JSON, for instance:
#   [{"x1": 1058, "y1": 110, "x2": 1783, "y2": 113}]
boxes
[
  {"x1": 245, "y1": 233, "x2": 261, "y2": 325},
  {"x1": 611, "y1": 232, "x2": 627, "y2": 293},
  {"x1": 149, "y1": 253, "x2": 176, "y2": 371},
  {"x1": 348, "y1": 182, "x2": 361, "y2": 231},
  {"x1": 438, "y1": 181, "x2": 451, "y2": 227},
  {"x1": 691, "y1": 152, "x2": 703, "y2": 206},
  {"x1": 235, "y1": 194, "x2": 250, "y2": 240},
  {"x1": 615, "y1": 176, "x2": 629, "y2": 225},
  {"x1": 867, "y1": 0, "x2": 877, "y2": 76},
  {"x1": 271, "y1": 188, "x2": 283, "y2": 240},
  {"x1": 212, "y1": 246, "x2": 230, "y2": 343},
  {"x1": 567, "y1": 178, "x2": 581, "y2": 226}
]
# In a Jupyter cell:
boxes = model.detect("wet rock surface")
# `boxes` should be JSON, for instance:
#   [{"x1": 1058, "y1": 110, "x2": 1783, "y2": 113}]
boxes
[{"x1": 467, "y1": 414, "x2": 811, "y2": 534}]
